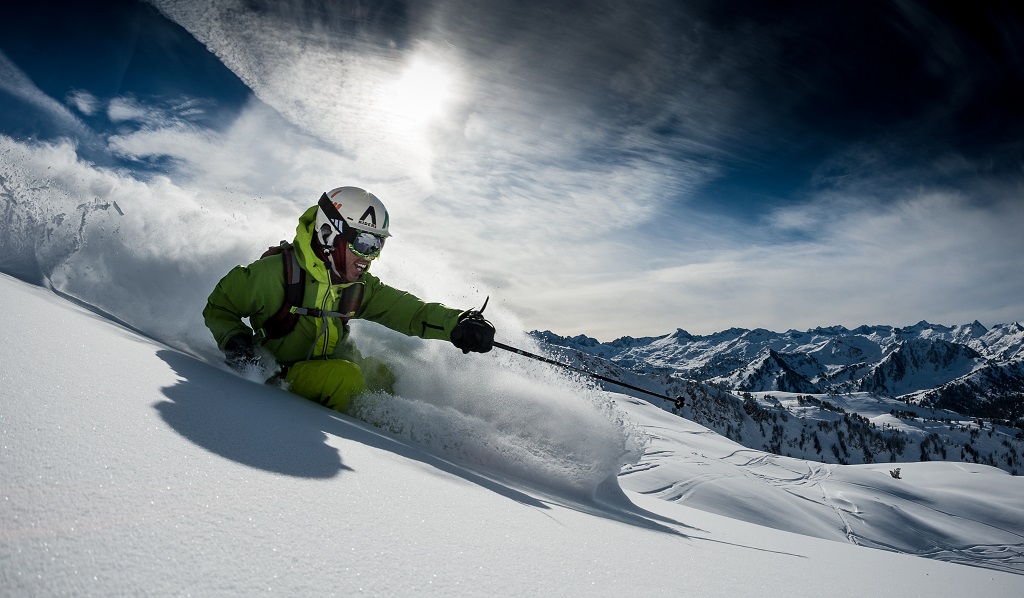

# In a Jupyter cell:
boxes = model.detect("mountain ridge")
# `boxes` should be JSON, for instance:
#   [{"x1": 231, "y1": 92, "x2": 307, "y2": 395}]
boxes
[
  {"x1": 533, "y1": 320, "x2": 1024, "y2": 397},
  {"x1": 531, "y1": 320, "x2": 1024, "y2": 475}
]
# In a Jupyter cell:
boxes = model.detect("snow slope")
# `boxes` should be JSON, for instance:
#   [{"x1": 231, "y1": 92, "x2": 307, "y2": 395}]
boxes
[
  {"x1": 619, "y1": 399, "x2": 1024, "y2": 570},
  {"x1": 2, "y1": 274, "x2": 1023, "y2": 596}
]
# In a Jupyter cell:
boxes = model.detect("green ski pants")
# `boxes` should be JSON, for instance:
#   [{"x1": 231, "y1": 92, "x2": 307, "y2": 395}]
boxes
[{"x1": 284, "y1": 358, "x2": 395, "y2": 414}]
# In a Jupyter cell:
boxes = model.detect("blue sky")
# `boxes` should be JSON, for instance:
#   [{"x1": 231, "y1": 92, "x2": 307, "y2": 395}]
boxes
[{"x1": 2, "y1": 0, "x2": 1023, "y2": 341}]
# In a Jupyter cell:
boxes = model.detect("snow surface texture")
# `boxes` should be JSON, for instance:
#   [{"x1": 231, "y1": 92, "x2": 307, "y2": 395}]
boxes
[{"x1": 3, "y1": 275, "x2": 1024, "y2": 596}]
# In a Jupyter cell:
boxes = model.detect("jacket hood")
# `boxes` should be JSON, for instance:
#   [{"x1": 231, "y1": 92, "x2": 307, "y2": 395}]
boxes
[{"x1": 294, "y1": 205, "x2": 329, "y2": 283}]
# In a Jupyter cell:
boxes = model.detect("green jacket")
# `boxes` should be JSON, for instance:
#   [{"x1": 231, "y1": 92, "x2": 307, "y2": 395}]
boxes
[{"x1": 203, "y1": 205, "x2": 464, "y2": 366}]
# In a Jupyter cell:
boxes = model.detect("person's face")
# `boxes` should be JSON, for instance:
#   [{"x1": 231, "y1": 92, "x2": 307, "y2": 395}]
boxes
[{"x1": 342, "y1": 243, "x2": 372, "y2": 282}]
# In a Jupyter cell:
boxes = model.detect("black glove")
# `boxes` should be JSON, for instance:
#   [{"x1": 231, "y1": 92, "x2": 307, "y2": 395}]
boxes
[
  {"x1": 224, "y1": 334, "x2": 259, "y2": 371},
  {"x1": 450, "y1": 311, "x2": 495, "y2": 354}
]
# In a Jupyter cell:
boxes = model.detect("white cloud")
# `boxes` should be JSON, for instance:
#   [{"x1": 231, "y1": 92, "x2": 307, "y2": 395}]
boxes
[
  {"x1": 107, "y1": 97, "x2": 155, "y2": 123},
  {"x1": 603, "y1": 187, "x2": 1024, "y2": 338},
  {"x1": 106, "y1": 96, "x2": 358, "y2": 198},
  {"x1": 66, "y1": 89, "x2": 99, "y2": 116},
  {"x1": 0, "y1": 50, "x2": 92, "y2": 138}
]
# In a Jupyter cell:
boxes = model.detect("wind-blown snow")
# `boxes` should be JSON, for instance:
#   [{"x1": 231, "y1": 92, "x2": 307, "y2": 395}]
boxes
[{"x1": 3, "y1": 273, "x2": 1024, "y2": 595}]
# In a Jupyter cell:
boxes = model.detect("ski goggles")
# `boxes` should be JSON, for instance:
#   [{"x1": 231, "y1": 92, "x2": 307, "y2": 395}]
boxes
[{"x1": 346, "y1": 229, "x2": 386, "y2": 260}]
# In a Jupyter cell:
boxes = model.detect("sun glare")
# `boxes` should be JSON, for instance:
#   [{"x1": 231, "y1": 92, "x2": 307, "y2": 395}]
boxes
[{"x1": 385, "y1": 56, "x2": 456, "y2": 128}]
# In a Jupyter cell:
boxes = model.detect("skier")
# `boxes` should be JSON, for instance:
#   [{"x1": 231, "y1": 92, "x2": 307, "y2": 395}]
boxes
[{"x1": 203, "y1": 186, "x2": 495, "y2": 413}]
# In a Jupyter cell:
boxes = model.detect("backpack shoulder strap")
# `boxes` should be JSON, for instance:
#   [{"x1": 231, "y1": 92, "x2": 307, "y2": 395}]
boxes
[
  {"x1": 280, "y1": 242, "x2": 303, "y2": 304},
  {"x1": 255, "y1": 241, "x2": 305, "y2": 342}
]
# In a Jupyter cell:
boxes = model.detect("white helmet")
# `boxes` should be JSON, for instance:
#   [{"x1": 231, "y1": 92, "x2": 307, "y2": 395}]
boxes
[
  {"x1": 315, "y1": 186, "x2": 391, "y2": 247},
  {"x1": 315, "y1": 186, "x2": 392, "y2": 267}
]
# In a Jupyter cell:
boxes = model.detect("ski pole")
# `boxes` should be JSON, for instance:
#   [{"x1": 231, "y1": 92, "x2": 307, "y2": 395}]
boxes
[{"x1": 492, "y1": 341, "x2": 685, "y2": 409}]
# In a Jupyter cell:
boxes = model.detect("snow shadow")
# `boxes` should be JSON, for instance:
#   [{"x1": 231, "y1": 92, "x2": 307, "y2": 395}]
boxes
[
  {"x1": 155, "y1": 349, "x2": 353, "y2": 479},
  {"x1": 153, "y1": 349, "x2": 549, "y2": 510}
]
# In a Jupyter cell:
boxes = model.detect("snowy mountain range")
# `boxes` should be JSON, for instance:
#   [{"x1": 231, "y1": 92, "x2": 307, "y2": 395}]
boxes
[{"x1": 533, "y1": 322, "x2": 1024, "y2": 474}]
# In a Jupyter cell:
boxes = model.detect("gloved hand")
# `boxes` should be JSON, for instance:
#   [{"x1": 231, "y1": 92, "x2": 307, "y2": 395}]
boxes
[
  {"x1": 224, "y1": 334, "x2": 259, "y2": 371},
  {"x1": 450, "y1": 311, "x2": 495, "y2": 354}
]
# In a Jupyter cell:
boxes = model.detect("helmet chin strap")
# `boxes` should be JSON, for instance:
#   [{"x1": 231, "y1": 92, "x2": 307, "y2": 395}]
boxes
[
  {"x1": 317, "y1": 223, "x2": 351, "y2": 283},
  {"x1": 323, "y1": 242, "x2": 347, "y2": 282}
]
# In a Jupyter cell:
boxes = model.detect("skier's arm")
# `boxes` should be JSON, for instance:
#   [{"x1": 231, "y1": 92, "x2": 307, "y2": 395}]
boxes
[
  {"x1": 203, "y1": 259, "x2": 285, "y2": 349},
  {"x1": 357, "y1": 277, "x2": 463, "y2": 341}
]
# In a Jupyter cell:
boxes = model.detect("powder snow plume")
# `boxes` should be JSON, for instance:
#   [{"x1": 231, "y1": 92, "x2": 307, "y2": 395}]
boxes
[{"x1": 0, "y1": 132, "x2": 646, "y2": 501}]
